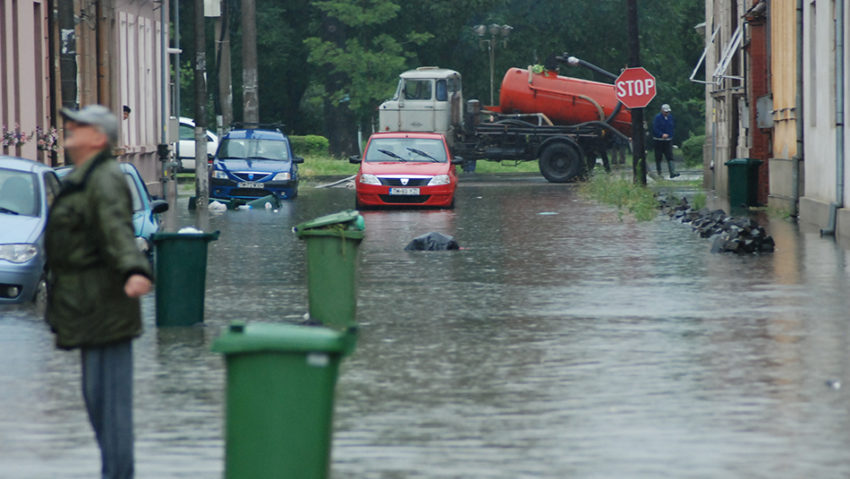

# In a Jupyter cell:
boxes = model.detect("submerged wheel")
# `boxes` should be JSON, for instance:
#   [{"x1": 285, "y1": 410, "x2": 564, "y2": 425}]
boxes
[{"x1": 538, "y1": 142, "x2": 584, "y2": 183}]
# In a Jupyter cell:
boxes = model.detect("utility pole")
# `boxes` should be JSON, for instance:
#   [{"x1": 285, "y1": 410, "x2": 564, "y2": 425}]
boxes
[
  {"x1": 627, "y1": 0, "x2": 647, "y2": 186},
  {"x1": 194, "y1": 0, "x2": 209, "y2": 209},
  {"x1": 241, "y1": 0, "x2": 259, "y2": 124},
  {"x1": 216, "y1": 0, "x2": 233, "y2": 132}
]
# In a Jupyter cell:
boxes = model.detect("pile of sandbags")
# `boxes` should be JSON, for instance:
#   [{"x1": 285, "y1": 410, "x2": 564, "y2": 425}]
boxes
[{"x1": 658, "y1": 196, "x2": 775, "y2": 254}]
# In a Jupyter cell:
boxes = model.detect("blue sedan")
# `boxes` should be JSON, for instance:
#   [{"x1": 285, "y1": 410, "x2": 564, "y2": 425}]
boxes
[
  {"x1": 209, "y1": 127, "x2": 303, "y2": 201},
  {"x1": 0, "y1": 157, "x2": 61, "y2": 304}
]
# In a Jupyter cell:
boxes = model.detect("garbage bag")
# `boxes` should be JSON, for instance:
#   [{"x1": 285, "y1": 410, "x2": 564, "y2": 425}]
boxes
[{"x1": 404, "y1": 232, "x2": 459, "y2": 251}]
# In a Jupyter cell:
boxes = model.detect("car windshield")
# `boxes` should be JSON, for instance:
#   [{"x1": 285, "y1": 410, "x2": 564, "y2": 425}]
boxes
[
  {"x1": 124, "y1": 174, "x2": 143, "y2": 212},
  {"x1": 365, "y1": 138, "x2": 448, "y2": 163},
  {"x1": 218, "y1": 139, "x2": 289, "y2": 161},
  {"x1": 0, "y1": 169, "x2": 40, "y2": 217}
]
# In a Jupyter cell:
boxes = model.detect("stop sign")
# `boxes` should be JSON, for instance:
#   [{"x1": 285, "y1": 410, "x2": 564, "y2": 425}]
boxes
[{"x1": 614, "y1": 67, "x2": 657, "y2": 109}]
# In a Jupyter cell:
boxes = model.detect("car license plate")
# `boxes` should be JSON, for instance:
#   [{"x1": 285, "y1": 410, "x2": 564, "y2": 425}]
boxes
[
  {"x1": 237, "y1": 182, "x2": 264, "y2": 189},
  {"x1": 389, "y1": 187, "x2": 420, "y2": 195}
]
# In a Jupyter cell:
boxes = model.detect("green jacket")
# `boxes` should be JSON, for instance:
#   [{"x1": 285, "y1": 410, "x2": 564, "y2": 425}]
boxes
[{"x1": 45, "y1": 150, "x2": 152, "y2": 350}]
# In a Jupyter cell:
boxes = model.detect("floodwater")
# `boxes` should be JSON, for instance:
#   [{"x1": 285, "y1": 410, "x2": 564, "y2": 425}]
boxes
[{"x1": 3, "y1": 173, "x2": 850, "y2": 478}]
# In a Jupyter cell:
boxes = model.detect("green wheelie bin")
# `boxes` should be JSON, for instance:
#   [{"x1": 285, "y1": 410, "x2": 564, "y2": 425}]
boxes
[
  {"x1": 152, "y1": 230, "x2": 219, "y2": 327},
  {"x1": 212, "y1": 321, "x2": 357, "y2": 479},
  {"x1": 293, "y1": 210, "x2": 365, "y2": 331},
  {"x1": 725, "y1": 158, "x2": 763, "y2": 208}
]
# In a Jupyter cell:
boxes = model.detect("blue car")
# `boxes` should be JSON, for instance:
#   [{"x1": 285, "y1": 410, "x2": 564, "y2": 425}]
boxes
[
  {"x1": 55, "y1": 162, "x2": 168, "y2": 259},
  {"x1": 119, "y1": 162, "x2": 169, "y2": 257},
  {"x1": 209, "y1": 127, "x2": 303, "y2": 201},
  {"x1": 0, "y1": 157, "x2": 61, "y2": 304}
]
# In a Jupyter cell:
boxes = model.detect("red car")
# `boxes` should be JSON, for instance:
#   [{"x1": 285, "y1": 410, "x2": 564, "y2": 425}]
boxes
[{"x1": 350, "y1": 132, "x2": 460, "y2": 209}]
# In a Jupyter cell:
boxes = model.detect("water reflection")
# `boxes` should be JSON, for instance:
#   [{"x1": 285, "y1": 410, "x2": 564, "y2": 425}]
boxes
[{"x1": 3, "y1": 176, "x2": 850, "y2": 477}]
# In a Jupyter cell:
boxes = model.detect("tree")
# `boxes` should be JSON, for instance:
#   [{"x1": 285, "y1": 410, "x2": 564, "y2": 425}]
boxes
[{"x1": 304, "y1": 0, "x2": 432, "y2": 156}]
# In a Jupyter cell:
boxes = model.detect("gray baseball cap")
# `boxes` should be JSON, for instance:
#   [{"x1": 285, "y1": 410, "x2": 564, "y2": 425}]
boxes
[
  {"x1": 61, "y1": 105, "x2": 119, "y2": 145},
  {"x1": 661, "y1": 104, "x2": 671, "y2": 112}
]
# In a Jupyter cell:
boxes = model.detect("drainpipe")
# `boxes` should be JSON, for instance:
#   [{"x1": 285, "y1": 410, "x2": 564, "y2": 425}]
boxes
[
  {"x1": 821, "y1": 0, "x2": 845, "y2": 236},
  {"x1": 791, "y1": 0, "x2": 804, "y2": 218}
]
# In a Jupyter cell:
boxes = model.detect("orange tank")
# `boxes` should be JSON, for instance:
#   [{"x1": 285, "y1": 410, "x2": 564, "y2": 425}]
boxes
[{"x1": 492, "y1": 67, "x2": 632, "y2": 136}]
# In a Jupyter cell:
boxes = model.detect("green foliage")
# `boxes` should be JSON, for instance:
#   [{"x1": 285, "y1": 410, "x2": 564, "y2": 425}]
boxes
[
  {"x1": 579, "y1": 172, "x2": 659, "y2": 222},
  {"x1": 692, "y1": 191, "x2": 707, "y2": 210},
  {"x1": 303, "y1": 1, "x2": 433, "y2": 124},
  {"x1": 681, "y1": 134, "x2": 706, "y2": 167},
  {"x1": 298, "y1": 154, "x2": 359, "y2": 179},
  {"x1": 289, "y1": 135, "x2": 330, "y2": 156},
  {"x1": 178, "y1": 0, "x2": 706, "y2": 148}
]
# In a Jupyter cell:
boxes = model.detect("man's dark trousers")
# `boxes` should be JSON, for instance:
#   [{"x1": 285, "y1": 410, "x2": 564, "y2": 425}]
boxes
[
  {"x1": 654, "y1": 139, "x2": 676, "y2": 177},
  {"x1": 82, "y1": 340, "x2": 134, "y2": 479}
]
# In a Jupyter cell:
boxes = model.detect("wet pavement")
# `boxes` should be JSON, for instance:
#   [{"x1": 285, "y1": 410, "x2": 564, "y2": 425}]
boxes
[{"x1": 3, "y1": 172, "x2": 850, "y2": 478}]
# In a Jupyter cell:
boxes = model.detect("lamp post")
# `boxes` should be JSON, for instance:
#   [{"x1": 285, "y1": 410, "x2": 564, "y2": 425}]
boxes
[{"x1": 473, "y1": 23, "x2": 512, "y2": 106}]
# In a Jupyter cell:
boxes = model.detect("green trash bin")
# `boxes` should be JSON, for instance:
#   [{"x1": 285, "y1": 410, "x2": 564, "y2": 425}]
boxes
[
  {"x1": 293, "y1": 210, "x2": 365, "y2": 331},
  {"x1": 725, "y1": 158, "x2": 763, "y2": 207},
  {"x1": 152, "y1": 230, "x2": 220, "y2": 327},
  {"x1": 212, "y1": 321, "x2": 357, "y2": 479}
]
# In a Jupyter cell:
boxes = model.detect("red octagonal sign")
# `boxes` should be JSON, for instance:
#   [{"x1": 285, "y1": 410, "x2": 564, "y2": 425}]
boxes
[{"x1": 614, "y1": 67, "x2": 657, "y2": 109}]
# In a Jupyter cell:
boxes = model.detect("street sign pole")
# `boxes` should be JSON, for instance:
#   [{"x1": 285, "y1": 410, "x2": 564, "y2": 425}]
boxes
[{"x1": 626, "y1": 0, "x2": 647, "y2": 186}]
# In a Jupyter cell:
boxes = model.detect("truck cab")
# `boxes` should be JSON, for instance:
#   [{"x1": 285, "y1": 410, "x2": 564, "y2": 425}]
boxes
[{"x1": 378, "y1": 67, "x2": 463, "y2": 145}]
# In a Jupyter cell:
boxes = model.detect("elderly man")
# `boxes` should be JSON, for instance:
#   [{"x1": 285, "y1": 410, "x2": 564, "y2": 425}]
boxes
[
  {"x1": 652, "y1": 103, "x2": 679, "y2": 179},
  {"x1": 45, "y1": 104, "x2": 152, "y2": 479}
]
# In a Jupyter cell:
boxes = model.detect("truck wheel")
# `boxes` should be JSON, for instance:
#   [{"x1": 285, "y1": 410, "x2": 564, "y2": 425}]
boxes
[{"x1": 538, "y1": 143, "x2": 584, "y2": 183}]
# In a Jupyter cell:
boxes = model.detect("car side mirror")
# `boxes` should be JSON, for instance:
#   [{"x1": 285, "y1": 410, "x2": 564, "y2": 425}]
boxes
[
  {"x1": 293, "y1": 156, "x2": 304, "y2": 164},
  {"x1": 349, "y1": 155, "x2": 361, "y2": 164},
  {"x1": 151, "y1": 199, "x2": 169, "y2": 214},
  {"x1": 451, "y1": 156, "x2": 465, "y2": 165}
]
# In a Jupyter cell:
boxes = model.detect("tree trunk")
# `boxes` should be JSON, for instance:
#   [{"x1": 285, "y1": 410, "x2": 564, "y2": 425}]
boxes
[{"x1": 320, "y1": 12, "x2": 357, "y2": 156}]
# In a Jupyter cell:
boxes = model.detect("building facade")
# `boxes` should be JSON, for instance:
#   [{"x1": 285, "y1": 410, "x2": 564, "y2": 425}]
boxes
[
  {"x1": 798, "y1": 0, "x2": 850, "y2": 237},
  {"x1": 1, "y1": 0, "x2": 171, "y2": 194},
  {"x1": 0, "y1": 0, "x2": 51, "y2": 163},
  {"x1": 702, "y1": 0, "x2": 850, "y2": 242}
]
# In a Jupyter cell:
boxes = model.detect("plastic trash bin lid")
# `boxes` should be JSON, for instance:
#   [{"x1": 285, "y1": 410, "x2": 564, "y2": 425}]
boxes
[
  {"x1": 725, "y1": 158, "x2": 763, "y2": 166},
  {"x1": 212, "y1": 321, "x2": 353, "y2": 355},
  {"x1": 293, "y1": 210, "x2": 365, "y2": 239},
  {"x1": 152, "y1": 230, "x2": 220, "y2": 242}
]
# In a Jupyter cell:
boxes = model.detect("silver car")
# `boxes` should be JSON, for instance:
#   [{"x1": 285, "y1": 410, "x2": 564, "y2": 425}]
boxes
[{"x1": 0, "y1": 157, "x2": 60, "y2": 304}]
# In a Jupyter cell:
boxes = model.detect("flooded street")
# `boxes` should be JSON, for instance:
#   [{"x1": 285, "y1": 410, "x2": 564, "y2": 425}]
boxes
[{"x1": 3, "y1": 173, "x2": 850, "y2": 478}]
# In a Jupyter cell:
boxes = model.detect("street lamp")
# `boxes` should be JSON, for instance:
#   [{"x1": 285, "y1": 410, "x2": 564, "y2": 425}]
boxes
[{"x1": 473, "y1": 23, "x2": 513, "y2": 106}]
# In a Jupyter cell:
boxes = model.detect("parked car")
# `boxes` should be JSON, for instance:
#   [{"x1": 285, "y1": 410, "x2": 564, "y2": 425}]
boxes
[
  {"x1": 175, "y1": 117, "x2": 219, "y2": 172},
  {"x1": 349, "y1": 132, "x2": 460, "y2": 209},
  {"x1": 55, "y1": 162, "x2": 168, "y2": 259},
  {"x1": 0, "y1": 157, "x2": 61, "y2": 304},
  {"x1": 209, "y1": 127, "x2": 303, "y2": 201}
]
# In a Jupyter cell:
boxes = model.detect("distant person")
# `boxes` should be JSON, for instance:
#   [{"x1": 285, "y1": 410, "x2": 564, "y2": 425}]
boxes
[
  {"x1": 652, "y1": 103, "x2": 679, "y2": 178},
  {"x1": 45, "y1": 104, "x2": 153, "y2": 479},
  {"x1": 122, "y1": 105, "x2": 131, "y2": 120},
  {"x1": 610, "y1": 134, "x2": 629, "y2": 166}
]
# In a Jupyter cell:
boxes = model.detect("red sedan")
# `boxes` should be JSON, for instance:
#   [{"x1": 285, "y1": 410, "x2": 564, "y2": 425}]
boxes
[{"x1": 350, "y1": 132, "x2": 460, "y2": 209}]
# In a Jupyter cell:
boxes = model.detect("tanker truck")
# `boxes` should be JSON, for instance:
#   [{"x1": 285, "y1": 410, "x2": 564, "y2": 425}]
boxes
[{"x1": 378, "y1": 59, "x2": 631, "y2": 183}]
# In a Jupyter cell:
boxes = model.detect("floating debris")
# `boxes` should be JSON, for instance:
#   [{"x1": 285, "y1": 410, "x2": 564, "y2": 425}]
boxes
[{"x1": 404, "y1": 232, "x2": 459, "y2": 251}]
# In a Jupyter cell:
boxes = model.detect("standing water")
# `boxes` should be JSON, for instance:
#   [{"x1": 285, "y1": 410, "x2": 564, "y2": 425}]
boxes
[{"x1": 2, "y1": 174, "x2": 850, "y2": 478}]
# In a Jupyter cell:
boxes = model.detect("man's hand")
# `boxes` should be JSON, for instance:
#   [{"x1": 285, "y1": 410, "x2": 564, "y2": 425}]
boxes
[
  {"x1": 662, "y1": 133, "x2": 669, "y2": 139},
  {"x1": 125, "y1": 274, "x2": 152, "y2": 298}
]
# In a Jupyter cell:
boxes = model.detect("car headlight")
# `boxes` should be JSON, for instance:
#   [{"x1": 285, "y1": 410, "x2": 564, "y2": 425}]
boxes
[
  {"x1": 272, "y1": 172, "x2": 291, "y2": 181},
  {"x1": 0, "y1": 244, "x2": 38, "y2": 263},
  {"x1": 359, "y1": 174, "x2": 381, "y2": 185},
  {"x1": 428, "y1": 175, "x2": 451, "y2": 186},
  {"x1": 212, "y1": 170, "x2": 229, "y2": 179}
]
